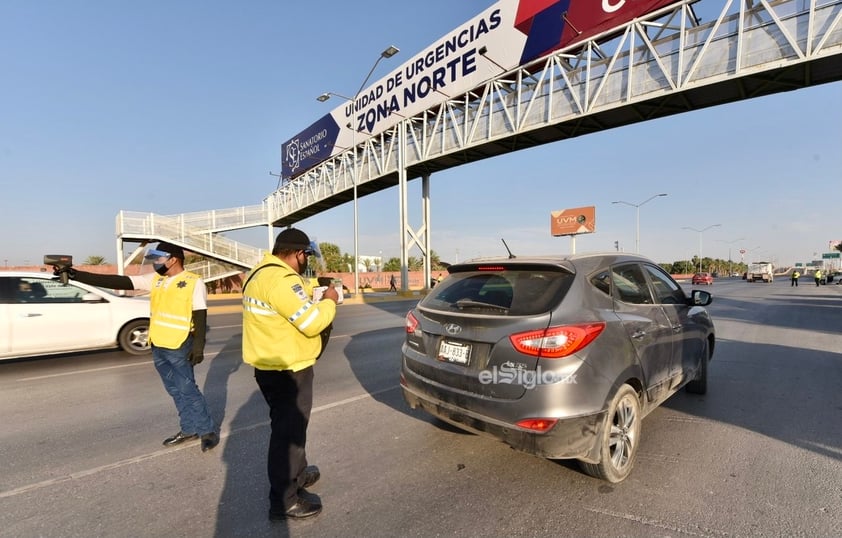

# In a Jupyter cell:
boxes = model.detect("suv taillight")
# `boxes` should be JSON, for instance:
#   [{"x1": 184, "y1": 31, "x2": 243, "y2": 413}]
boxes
[
  {"x1": 509, "y1": 322, "x2": 605, "y2": 358},
  {"x1": 405, "y1": 311, "x2": 420, "y2": 334}
]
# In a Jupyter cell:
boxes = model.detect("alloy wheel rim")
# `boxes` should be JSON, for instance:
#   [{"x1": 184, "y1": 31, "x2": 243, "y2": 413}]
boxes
[{"x1": 608, "y1": 396, "x2": 637, "y2": 469}]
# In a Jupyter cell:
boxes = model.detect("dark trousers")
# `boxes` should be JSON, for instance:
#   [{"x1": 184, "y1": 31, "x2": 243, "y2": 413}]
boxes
[
  {"x1": 791, "y1": 278, "x2": 798, "y2": 287},
  {"x1": 255, "y1": 367, "x2": 314, "y2": 510}
]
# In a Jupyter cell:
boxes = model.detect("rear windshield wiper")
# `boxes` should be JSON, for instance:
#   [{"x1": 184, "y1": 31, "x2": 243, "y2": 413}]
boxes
[{"x1": 454, "y1": 298, "x2": 509, "y2": 312}]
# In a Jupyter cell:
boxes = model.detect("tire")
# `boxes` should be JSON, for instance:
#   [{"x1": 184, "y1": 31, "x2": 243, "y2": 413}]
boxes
[
  {"x1": 580, "y1": 384, "x2": 641, "y2": 483},
  {"x1": 686, "y1": 339, "x2": 710, "y2": 394},
  {"x1": 118, "y1": 319, "x2": 151, "y2": 355}
]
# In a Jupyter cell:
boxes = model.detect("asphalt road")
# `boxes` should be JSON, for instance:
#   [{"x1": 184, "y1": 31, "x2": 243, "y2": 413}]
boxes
[{"x1": 1, "y1": 278, "x2": 841, "y2": 537}]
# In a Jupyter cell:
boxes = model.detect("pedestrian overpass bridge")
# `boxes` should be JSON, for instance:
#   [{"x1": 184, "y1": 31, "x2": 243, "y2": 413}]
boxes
[{"x1": 115, "y1": 0, "x2": 842, "y2": 287}]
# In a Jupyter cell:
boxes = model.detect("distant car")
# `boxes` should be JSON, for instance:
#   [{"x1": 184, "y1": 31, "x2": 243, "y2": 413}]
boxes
[
  {"x1": 692, "y1": 272, "x2": 714, "y2": 285},
  {"x1": 401, "y1": 253, "x2": 715, "y2": 483},
  {"x1": 0, "y1": 272, "x2": 151, "y2": 360}
]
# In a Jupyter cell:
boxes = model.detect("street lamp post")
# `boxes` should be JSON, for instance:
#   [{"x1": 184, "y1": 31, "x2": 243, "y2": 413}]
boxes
[
  {"x1": 683, "y1": 224, "x2": 722, "y2": 272},
  {"x1": 716, "y1": 237, "x2": 745, "y2": 277},
  {"x1": 611, "y1": 193, "x2": 668, "y2": 254},
  {"x1": 317, "y1": 45, "x2": 399, "y2": 296}
]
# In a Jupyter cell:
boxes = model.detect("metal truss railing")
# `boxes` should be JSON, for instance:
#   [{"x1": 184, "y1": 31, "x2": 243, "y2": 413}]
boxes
[
  {"x1": 172, "y1": 204, "x2": 270, "y2": 233},
  {"x1": 116, "y1": 211, "x2": 266, "y2": 274},
  {"x1": 265, "y1": 0, "x2": 842, "y2": 221},
  {"x1": 185, "y1": 259, "x2": 246, "y2": 282}
]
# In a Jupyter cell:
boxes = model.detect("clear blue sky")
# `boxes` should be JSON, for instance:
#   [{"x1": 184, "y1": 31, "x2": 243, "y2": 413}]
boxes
[{"x1": 1, "y1": 0, "x2": 839, "y2": 269}]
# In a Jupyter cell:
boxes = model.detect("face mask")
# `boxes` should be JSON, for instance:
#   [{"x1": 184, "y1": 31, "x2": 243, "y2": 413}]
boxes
[{"x1": 154, "y1": 262, "x2": 169, "y2": 276}]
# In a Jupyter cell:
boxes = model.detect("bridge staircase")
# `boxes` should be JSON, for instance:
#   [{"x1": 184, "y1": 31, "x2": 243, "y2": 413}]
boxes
[{"x1": 116, "y1": 206, "x2": 271, "y2": 282}]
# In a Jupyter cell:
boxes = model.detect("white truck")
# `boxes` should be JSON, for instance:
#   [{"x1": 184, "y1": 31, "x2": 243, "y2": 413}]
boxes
[{"x1": 747, "y1": 262, "x2": 774, "y2": 283}]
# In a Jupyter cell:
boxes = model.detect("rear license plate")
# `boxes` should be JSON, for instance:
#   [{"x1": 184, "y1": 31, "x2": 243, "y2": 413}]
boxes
[{"x1": 438, "y1": 340, "x2": 471, "y2": 365}]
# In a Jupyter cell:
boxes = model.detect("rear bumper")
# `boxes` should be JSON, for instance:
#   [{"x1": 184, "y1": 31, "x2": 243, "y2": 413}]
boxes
[{"x1": 401, "y1": 383, "x2": 605, "y2": 461}]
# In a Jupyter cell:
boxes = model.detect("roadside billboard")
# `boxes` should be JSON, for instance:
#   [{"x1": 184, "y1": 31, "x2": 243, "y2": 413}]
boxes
[
  {"x1": 281, "y1": 0, "x2": 683, "y2": 179},
  {"x1": 551, "y1": 206, "x2": 596, "y2": 236}
]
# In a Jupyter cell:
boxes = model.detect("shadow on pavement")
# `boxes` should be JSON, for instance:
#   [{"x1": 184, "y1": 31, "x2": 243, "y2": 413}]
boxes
[
  {"x1": 203, "y1": 334, "x2": 244, "y2": 428},
  {"x1": 342, "y1": 322, "x2": 475, "y2": 437},
  {"x1": 665, "y1": 337, "x2": 842, "y2": 462},
  {"x1": 213, "y1": 391, "x2": 289, "y2": 538}
]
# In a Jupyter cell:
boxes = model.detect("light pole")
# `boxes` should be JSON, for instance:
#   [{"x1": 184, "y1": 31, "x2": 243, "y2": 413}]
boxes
[
  {"x1": 716, "y1": 237, "x2": 745, "y2": 276},
  {"x1": 683, "y1": 224, "x2": 722, "y2": 272},
  {"x1": 317, "y1": 45, "x2": 399, "y2": 296},
  {"x1": 611, "y1": 193, "x2": 668, "y2": 254}
]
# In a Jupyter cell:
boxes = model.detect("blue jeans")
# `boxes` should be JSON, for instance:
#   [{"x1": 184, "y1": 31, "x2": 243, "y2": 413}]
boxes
[{"x1": 152, "y1": 337, "x2": 215, "y2": 435}]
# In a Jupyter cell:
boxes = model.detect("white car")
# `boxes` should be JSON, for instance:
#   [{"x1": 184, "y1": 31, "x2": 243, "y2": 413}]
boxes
[{"x1": 0, "y1": 272, "x2": 151, "y2": 360}]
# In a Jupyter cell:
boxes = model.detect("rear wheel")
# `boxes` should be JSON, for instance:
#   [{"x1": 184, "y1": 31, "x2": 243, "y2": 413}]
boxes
[
  {"x1": 118, "y1": 319, "x2": 151, "y2": 355},
  {"x1": 580, "y1": 384, "x2": 641, "y2": 483},
  {"x1": 686, "y1": 339, "x2": 710, "y2": 394}
]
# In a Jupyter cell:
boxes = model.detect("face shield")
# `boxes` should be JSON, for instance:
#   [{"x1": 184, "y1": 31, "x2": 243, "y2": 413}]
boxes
[{"x1": 142, "y1": 248, "x2": 173, "y2": 276}]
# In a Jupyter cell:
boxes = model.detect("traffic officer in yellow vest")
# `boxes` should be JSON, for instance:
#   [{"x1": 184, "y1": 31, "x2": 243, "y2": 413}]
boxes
[
  {"x1": 815, "y1": 269, "x2": 823, "y2": 287},
  {"x1": 52, "y1": 242, "x2": 219, "y2": 452},
  {"x1": 242, "y1": 228, "x2": 338, "y2": 521},
  {"x1": 791, "y1": 270, "x2": 800, "y2": 287}
]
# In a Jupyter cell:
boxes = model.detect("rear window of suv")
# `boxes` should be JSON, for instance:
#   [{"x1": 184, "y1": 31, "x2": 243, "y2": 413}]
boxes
[{"x1": 421, "y1": 267, "x2": 574, "y2": 316}]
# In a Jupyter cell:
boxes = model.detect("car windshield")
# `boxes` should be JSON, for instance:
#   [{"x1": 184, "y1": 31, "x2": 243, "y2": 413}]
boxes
[{"x1": 421, "y1": 267, "x2": 574, "y2": 316}]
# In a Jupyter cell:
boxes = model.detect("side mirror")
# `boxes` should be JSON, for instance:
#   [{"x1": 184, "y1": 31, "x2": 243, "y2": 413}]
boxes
[{"x1": 690, "y1": 289, "x2": 712, "y2": 306}]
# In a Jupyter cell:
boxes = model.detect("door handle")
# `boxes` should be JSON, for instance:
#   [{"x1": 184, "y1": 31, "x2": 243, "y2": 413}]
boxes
[
  {"x1": 21, "y1": 313, "x2": 43, "y2": 318},
  {"x1": 631, "y1": 330, "x2": 646, "y2": 339},
  {"x1": 671, "y1": 325, "x2": 682, "y2": 333}
]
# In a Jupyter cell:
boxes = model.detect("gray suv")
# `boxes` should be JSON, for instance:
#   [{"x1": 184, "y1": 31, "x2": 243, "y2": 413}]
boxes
[{"x1": 400, "y1": 253, "x2": 714, "y2": 483}]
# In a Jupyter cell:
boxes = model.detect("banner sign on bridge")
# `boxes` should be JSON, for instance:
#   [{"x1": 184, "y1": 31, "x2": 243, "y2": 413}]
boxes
[{"x1": 281, "y1": 0, "x2": 683, "y2": 179}]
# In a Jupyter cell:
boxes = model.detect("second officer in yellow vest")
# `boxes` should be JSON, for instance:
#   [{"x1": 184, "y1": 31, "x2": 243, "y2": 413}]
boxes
[{"x1": 54, "y1": 242, "x2": 219, "y2": 452}]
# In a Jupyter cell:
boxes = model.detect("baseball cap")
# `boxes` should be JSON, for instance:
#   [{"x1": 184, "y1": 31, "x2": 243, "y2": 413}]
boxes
[{"x1": 273, "y1": 228, "x2": 313, "y2": 254}]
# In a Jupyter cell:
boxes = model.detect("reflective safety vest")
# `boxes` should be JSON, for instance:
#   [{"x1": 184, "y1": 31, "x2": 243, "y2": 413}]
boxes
[
  {"x1": 793, "y1": 272, "x2": 800, "y2": 278},
  {"x1": 242, "y1": 254, "x2": 336, "y2": 371},
  {"x1": 149, "y1": 271, "x2": 199, "y2": 349}
]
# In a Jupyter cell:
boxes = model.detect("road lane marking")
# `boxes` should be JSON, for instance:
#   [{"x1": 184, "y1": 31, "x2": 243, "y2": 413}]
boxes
[
  {"x1": 15, "y1": 335, "x2": 356, "y2": 382},
  {"x1": 585, "y1": 507, "x2": 729, "y2": 537},
  {"x1": 0, "y1": 384, "x2": 400, "y2": 499},
  {"x1": 15, "y1": 348, "x2": 233, "y2": 382},
  {"x1": 17, "y1": 361, "x2": 153, "y2": 381}
]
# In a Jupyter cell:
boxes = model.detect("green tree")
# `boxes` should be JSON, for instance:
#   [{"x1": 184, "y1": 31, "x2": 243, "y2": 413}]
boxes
[
  {"x1": 319, "y1": 242, "x2": 344, "y2": 272},
  {"x1": 428, "y1": 250, "x2": 441, "y2": 270},
  {"x1": 84, "y1": 255, "x2": 107, "y2": 265},
  {"x1": 407, "y1": 256, "x2": 423, "y2": 270},
  {"x1": 340, "y1": 253, "x2": 354, "y2": 273},
  {"x1": 383, "y1": 257, "x2": 401, "y2": 271}
]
